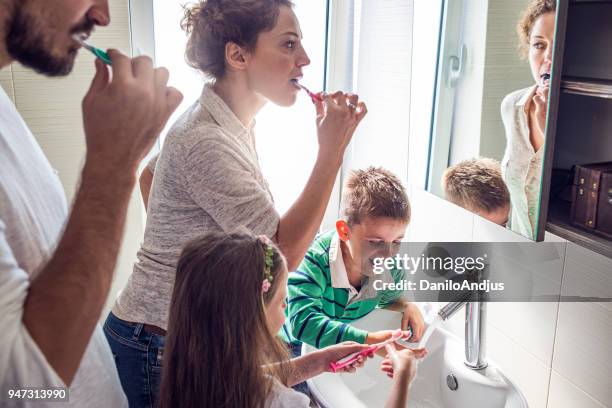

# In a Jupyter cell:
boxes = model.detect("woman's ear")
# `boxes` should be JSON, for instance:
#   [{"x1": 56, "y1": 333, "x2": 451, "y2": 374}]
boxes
[
  {"x1": 336, "y1": 220, "x2": 351, "y2": 241},
  {"x1": 225, "y1": 42, "x2": 248, "y2": 71}
]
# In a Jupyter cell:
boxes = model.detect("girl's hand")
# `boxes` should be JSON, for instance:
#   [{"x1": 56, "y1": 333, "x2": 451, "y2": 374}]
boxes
[
  {"x1": 315, "y1": 342, "x2": 374, "y2": 374},
  {"x1": 380, "y1": 345, "x2": 427, "y2": 381},
  {"x1": 313, "y1": 91, "x2": 367, "y2": 160},
  {"x1": 401, "y1": 303, "x2": 425, "y2": 342},
  {"x1": 533, "y1": 84, "x2": 549, "y2": 135}
]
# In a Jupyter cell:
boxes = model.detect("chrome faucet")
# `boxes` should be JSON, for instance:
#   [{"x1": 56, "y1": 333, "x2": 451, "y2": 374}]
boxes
[{"x1": 438, "y1": 300, "x2": 487, "y2": 369}]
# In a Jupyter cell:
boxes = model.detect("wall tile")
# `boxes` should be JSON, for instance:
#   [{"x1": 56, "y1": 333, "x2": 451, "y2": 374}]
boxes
[
  {"x1": 409, "y1": 188, "x2": 474, "y2": 242},
  {"x1": 487, "y1": 302, "x2": 558, "y2": 366},
  {"x1": 472, "y1": 215, "x2": 532, "y2": 243},
  {"x1": 486, "y1": 325, "x2": 551, "y2": 408},
  {"x1": 548, "y1": 371, "x2": 606, "y2": 408},
  {"x1": 552, "y1": 243, "x2": 612, "y2": 407},
  {"x1": 437, "y1": 305, "x2": 552, "y2": 408},
  {"x1": 544, "y1": 231, "x2": 567, "y2": 243},
  {"x1": 471, "y1": 216, "x2": 565, "y2": 365}
]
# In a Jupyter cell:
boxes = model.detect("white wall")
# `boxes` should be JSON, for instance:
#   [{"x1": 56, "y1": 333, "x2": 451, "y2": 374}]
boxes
[
  {"x1": 0, "y1": 0, "x2": 143, "y2": 318},
  {"x1": 344, "y1": 0, "x2": 414, "y2": 182}
]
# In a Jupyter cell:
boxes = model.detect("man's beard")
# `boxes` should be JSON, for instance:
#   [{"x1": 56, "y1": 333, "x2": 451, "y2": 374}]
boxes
[{"x1": 6, "y1": 7, "x2": 94, "y2": 77}]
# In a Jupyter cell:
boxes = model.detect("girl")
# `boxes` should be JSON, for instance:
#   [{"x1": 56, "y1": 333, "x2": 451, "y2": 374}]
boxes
[
  {"x1": 159, "y1": 232, "x2": 426, "y2": 408},
  {"x1": 105, "y1": 1, "x2": 367, "y2": 406}
]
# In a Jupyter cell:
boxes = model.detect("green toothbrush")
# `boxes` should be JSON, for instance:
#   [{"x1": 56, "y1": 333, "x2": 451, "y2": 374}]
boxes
[{"x1": 72, "y1": 33, "x2": 112, "y2": 65}]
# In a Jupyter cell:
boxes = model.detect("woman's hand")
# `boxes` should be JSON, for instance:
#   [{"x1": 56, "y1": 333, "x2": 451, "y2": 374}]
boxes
[
  {"x1": 532, "y1": 83, "x2": 549, "y2": 135},
  {"x1": 401, "y1": 303, "x2": 425, "y2": 342},
  {"x1": 314, "y1": 91, "x2": 367, "y2": 161},
  {"x1": 380, "y1": 344, "x2": 427, "y2": 380},
  {"x1": 313, "y1": 342, "x2": 374, "y2": 374}
]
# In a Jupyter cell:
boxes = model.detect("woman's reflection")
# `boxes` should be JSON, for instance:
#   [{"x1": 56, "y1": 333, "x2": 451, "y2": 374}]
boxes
[{"x1": 501, "y1": 0, "x2": 556, "y2": 239}]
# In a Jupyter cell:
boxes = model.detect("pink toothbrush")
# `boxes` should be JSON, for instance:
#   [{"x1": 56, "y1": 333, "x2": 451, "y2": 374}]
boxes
[
  {"x1": 329, "y1": 329, "x2": 406, "y2": 373},
  {"x1": 292, "y1": 80, "x2": 323, "y2": 103}
]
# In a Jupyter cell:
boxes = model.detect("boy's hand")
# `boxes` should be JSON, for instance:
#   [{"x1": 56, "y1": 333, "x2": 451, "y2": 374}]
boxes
[
  {"x1": 401, "y1": 303, "x2": 425, "y2": 342},
  {"x1": 315, "y1": 342, "x2": 374, "y2": 373},
  {"x1": 366, "y1": 330, "x2": 412, "y2": 357},
  {"x1": 366, "y1": 329, "x2": 411, "y2": 345}
]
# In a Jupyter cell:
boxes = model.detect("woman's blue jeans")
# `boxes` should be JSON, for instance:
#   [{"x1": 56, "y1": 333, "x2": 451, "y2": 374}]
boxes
[{"x1": 103, "y1": 312, "x2": 165, "y2": 408}]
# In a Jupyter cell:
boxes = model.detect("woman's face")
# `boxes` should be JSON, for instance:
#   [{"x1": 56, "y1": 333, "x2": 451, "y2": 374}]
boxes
[
  {"x1": 245, "y1": 6, "x2": 311, "y2": 107},
  {"x1": 528, "y1": 12, "x2": 556, "y2": 85},
  {"x1": 265, "y1": 263, "x2": 288, "y2": 333}
]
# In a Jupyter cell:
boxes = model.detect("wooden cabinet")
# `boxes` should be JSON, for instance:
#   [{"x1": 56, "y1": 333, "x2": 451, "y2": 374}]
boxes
[{"x1": 541, "y1": 0, "x2": 612, "y2": 258}]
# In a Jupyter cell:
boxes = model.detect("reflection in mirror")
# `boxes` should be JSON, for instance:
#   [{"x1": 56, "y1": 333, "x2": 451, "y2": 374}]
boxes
[{"x1": 425, "y1": 0, "x2": 557, "y2": 240}]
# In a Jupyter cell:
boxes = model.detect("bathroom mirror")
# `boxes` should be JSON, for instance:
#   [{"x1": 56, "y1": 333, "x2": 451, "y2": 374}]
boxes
[{"x1": 424, "y1": 0, "x2": 559, "y2": 240}]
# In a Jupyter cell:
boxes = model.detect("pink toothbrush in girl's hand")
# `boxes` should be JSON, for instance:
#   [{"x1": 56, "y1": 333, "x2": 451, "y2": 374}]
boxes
[
  {"x1": 292, "y1": 80, "x2": 323, "y2": 103},
  {"x1": 328, "y1": 329, "x2": 407, "y2": 373}
]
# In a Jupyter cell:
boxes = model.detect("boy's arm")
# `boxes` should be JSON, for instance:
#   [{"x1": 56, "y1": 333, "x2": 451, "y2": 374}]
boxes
[
  {"x1": 377, "y1": 269, "x2": 425, "y2": 339},
  {"x1": 378, "y1": 268, "x2": 406, "y2": 308},
  {"x1": 287, "y1": 258, "x2": 367, "y2": 348}
]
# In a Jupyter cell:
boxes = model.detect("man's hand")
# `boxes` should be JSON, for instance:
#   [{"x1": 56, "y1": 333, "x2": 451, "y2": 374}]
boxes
[{"x1": 82, "y1": 52, "x2": 182, "y2": 174}]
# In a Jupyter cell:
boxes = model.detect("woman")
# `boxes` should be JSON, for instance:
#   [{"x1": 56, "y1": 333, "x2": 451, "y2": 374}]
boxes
[
  {"x1": 158, "y1": 232, "x2": 425, "y2": 408},
  {"x1": 104, "y1": 1, "x2": 367, "y2": 407},
  {"x1": 501, "y1": 0, "x2": 556, "y2": 239}
]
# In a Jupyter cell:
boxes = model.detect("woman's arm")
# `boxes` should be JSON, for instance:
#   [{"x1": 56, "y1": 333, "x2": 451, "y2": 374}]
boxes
[
  {"x1": 139, "y1": 155, "x2": 159, "y2": 211},
  {"x1": 139, "y1": 166, "x2": 154, "y2": 211},
  {"x1": 276, "y1": 92, "x2": 367, "y2": 271}
]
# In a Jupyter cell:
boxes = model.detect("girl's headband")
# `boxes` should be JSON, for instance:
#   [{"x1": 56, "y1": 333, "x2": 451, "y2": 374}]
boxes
[{"x1": 258, "y1": 235, "x2": 274, "y2": 293}]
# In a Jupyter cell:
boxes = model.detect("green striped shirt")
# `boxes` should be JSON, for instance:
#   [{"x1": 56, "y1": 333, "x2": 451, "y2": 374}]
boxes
[{"x1": 280, "y1": 229, "x2": 404, "y2": 349}]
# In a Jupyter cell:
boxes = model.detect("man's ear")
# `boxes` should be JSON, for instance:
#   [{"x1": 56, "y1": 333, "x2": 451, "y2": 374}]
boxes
[
  {"x1": 225, "y1": 42, "x2": 248, "y2": 71},
  {"x1": 336, "y1": 220, "x2": 351, "y2": 241}
]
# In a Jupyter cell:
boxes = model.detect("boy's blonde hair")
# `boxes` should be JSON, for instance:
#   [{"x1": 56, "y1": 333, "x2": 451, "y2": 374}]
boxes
[
  {"x1": 342, "y1": 166, "x2": 410, "y2": 226},
  {"x1": 442, "y1": 158, "x2": 510, "y2": 213}
]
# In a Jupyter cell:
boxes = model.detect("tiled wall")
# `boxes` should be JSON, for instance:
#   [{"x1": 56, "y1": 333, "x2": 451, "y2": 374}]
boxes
[
  {"x1": 0, "y1": 0, "x2": 143, "y2": 317},
  {"x1": 408, "y1": 186, "x2": 612, "y2": 408}
]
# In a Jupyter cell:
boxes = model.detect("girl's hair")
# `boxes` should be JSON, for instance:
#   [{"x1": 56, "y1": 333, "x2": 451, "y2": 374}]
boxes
[
  {"x1": 517, "y1": 0, "x2": 556, "y2": 58},
  {"x1": 158, "y1": 231, "x2": 290, "y2": 408},
  {"x1": 181, "y1": 0, "x2": 294, "y2": 80}
]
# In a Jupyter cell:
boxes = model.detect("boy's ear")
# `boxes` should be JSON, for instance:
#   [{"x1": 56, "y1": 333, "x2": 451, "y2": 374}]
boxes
[
  {"x1": 225, "y1": 42, "x2": 248, "y2": 71},
  {"x1": 336, "y1": 220, "x2": 350, "y2": 241}
]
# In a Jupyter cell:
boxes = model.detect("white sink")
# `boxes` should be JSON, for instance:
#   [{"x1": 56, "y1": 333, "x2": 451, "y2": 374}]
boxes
[{"x1": 303, "y1": 309, "x2": 528, "y2": 408}]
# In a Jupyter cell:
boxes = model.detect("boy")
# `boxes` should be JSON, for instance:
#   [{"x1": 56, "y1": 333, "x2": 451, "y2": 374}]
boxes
[
  {"x1": 442, "y1": 158, "x2": 511, "y2": 226},
  {"x1": 281, "y1": 167, "x2": 424, "y2": 353}
]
